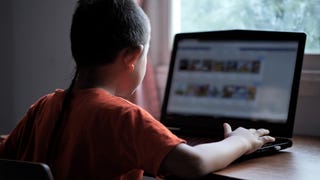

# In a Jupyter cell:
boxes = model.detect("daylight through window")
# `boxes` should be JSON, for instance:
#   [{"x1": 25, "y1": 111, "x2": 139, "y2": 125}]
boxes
[{"x1": 171, "y1": 0, "x2": 320, "y2": 54}]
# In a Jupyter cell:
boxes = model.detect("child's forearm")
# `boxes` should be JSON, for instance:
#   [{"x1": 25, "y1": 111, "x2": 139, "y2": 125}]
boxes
[
  {"x1": 193, "y1": 136, "x2": 248, "y2": 172},
  {"x1": 159, "y1": 138, "x2": 248, "y2": 179}
]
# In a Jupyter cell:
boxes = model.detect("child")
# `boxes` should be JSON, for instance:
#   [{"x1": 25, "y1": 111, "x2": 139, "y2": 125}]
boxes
[{"x1": 0, "y1": 0, "x2": 275, "y2": 179}]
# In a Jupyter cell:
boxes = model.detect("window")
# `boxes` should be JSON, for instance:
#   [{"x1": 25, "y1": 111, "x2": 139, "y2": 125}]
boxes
[{"x1": 171, "y1": 0, "x2": 320, "y2": 54}]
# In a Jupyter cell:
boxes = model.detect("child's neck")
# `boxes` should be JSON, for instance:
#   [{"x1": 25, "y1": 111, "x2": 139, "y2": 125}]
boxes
[{"x1": 73, "y1": 66, "x2": 118, "y2": 95}]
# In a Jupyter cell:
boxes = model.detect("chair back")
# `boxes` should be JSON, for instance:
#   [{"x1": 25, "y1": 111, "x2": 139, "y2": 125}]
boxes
[{"x1": 0, "y1": 159, "x2": 54, "y2": 180}]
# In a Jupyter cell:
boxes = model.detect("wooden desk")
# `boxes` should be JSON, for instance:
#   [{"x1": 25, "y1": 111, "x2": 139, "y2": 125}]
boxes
[{"x1": 214, "y1": 135, "x2": 320, "y2": 180}]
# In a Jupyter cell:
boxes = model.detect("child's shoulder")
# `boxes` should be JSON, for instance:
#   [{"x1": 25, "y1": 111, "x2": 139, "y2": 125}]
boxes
[{"x1": 72, "y1": 88, "x2": 141, "y2": 111}]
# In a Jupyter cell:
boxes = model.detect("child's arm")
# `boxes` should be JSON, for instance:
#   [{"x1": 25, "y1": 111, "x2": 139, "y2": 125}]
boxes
[{"x1": 159, "y1": 123, "x2": 275, "y2": 178}]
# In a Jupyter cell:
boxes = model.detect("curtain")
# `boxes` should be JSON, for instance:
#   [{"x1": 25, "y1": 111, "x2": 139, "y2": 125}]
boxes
[{"x1": 129, "y1": 61, "x2": 161, "y2": 119}]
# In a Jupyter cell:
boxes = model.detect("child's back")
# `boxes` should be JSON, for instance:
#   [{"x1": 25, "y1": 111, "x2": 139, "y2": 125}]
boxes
[{"x1": 1, "y1": 89, "x2": 182, "y2": 179}]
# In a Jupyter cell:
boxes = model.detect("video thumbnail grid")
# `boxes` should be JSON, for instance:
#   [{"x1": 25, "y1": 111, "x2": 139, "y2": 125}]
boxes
[
  {"x1": 178, "y1": 58, "x2": 261, "y2": 74},
  {"x1": 174, "y1": 83, "x2": 257, "y2": 101}
]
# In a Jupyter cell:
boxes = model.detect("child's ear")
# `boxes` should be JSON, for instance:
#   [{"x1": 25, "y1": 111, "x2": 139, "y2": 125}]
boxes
[{"x1": 121, "y1": 45, "x2": 144, "y2": 71}]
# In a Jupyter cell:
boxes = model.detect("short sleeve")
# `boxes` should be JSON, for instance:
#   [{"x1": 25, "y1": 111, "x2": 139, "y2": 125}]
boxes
[{"x1": 122, "y1": 107, "x2": 185, "y2": 176}]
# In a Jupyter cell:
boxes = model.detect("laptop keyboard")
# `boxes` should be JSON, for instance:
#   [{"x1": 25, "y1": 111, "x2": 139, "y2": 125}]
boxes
[{"x1": 256, "y1": 137, "x2": 292, "y2": 152}]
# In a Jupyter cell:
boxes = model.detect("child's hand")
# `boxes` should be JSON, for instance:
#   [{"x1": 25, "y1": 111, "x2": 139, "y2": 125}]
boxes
[
  {"x1": 0, "y1": 134, "x2": 9, "y2": 144},
  {"x1": 223, "y1": 123, "x2": 275, "y2": 155}
]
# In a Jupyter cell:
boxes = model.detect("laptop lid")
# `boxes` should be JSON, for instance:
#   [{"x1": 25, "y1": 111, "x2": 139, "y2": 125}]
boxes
[{"x1": 160, "y1": 30, "x2": 306, "y2": 138}]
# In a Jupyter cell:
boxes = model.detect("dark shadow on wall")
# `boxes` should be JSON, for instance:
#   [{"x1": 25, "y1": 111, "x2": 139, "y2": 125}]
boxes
[{"x1": 0, "y1": 1, "x2": 15, "y2": 133}]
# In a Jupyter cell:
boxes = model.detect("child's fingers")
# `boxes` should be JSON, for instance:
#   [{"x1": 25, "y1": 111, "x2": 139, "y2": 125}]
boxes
[
  {"x1": 254, "y1": 128, "x2": 270, "y2": 136},
  {"x1": 0, "y1": 134, "x2": 9, "y2": 143},
  {"x1": 0, "y1": 135, "x2": 9, "y2": 139},
  {"x1": 223, "y1": 123, "x2": 232, "y2": 138},
  {"x1": 259, "y1": 135, "x2": 275, "y2": 143}
]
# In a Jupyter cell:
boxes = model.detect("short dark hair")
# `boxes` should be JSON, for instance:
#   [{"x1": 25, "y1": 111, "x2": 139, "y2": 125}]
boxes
[{"x1": 70, "y1": 0, "x2": 150, "y2": 67}]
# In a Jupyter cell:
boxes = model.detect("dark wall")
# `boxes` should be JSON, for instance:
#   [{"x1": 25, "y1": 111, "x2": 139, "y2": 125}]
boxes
[
  {"x1": 0, "y1": 1, "x2": 15, "y2": 133},
  {"x1": 0, "y1": 0, "x2": 76, "y2": 133}
]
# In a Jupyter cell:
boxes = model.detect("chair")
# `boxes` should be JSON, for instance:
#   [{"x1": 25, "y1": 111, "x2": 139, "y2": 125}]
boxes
[{"x1": 0, "y1": 159, "x2": 54, "y2": 180}]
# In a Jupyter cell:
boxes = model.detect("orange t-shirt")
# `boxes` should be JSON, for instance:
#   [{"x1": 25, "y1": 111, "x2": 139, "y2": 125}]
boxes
[{"x1": 0, "y1": 89, "x2": 185, "y2": 179}]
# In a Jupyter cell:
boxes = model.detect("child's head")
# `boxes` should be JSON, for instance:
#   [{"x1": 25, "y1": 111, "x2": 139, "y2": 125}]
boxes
[{"x1": 70, "y1": 0, "x2": 150, "y2": 68}]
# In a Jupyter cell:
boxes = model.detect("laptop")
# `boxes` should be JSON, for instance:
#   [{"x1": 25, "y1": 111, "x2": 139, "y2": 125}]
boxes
[{"x1": 160, "y1": 30, "x2": 306, "y2": 157}]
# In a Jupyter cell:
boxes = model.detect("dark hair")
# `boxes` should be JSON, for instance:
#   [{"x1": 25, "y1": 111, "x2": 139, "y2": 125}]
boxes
[
  {"x1": 46, "y1": 0, "x2": 150, "y2": 164},
  {"x1": 71, "y1": 0, "x2": 150, "y2": 67}
]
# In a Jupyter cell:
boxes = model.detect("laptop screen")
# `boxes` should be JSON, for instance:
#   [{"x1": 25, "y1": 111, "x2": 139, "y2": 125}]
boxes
[{"x1": 161, "y1": 30, "x2": 306, "y2": 137}]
